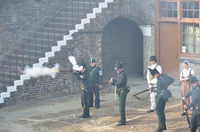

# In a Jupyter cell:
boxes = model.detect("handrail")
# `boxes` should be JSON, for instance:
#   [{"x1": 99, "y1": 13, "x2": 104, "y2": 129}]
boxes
[
  {"x1": 0, "y1": 0, "x2": 72, "y2": 64},
  {"x1": 0, "y1": 0, "x2": 103, "y2": 93}
]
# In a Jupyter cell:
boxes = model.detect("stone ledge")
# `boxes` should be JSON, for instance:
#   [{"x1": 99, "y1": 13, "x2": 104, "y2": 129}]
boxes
[{"x1": 178, "y1": 57, "x2": 200, "y2": 64}]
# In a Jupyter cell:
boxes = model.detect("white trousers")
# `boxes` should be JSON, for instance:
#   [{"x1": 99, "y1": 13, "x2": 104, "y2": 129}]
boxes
[{"x1": 150, "y1": 92, "x2": 157, "y2": 110}]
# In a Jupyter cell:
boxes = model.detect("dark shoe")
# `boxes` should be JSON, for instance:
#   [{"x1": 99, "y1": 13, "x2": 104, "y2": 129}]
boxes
[
  {"x1": 181, "y1": 112, "x2": 186, "y2": 116},
  {"x1": 117, "y1": 122, "x2": 126, "y2": 126},
  {"x1": 89, "y1": 105, "x2": 93, "y2": 107},
  {"x1": 162, "y1": 127, "x2": 166, "y2": 130},
  {"x1": 96, "y1": 106, "x2": 100, "y2": 109},
  {"x1": 155, "y1": 128, "x2": 163, "y2": 132},
  {"x1": 147, "y1": 110, "x2": 154, "y2": 113},
  {"x1": 80, "y1": 115, "x2": 88, "y2": 118}
]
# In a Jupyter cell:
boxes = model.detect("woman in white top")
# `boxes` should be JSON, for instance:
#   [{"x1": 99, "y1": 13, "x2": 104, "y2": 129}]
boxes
[{"x1": 179, "y1": 60, "x2": 195, "y2": 116}]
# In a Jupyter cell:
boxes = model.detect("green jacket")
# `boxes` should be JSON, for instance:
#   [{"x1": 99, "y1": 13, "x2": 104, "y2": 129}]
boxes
[
  {"x1": 88, "y1": 65, "x2": 103, "y2": 84},
  {"x1": 112, "y1": 70, "x2": 127, "y2": 94},
  {"x1": 154, "y1": 74, "x2": 174, "y2": 101},
  {"x1": 76, "y1": 70, "x2": 90, "y2": 91},
  {"x1": 185, "y1": 84, "x2": 200, "y2": 110}
]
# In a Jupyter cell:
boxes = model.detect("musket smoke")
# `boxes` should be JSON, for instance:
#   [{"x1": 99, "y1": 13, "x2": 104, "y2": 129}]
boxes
[
  {"x1": 68, "y1": 56, "x2": 83, "y2": 71},
  {"x1": 22, "y1": 64, "x2": 59, "y2": 78}
]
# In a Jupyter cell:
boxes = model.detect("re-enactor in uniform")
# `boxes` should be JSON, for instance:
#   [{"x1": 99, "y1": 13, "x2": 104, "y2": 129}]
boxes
[
  {"x1": 146, "y1": 56, "x2": 162, "y2": 113},
  {"x1": 108, "y1": 61, "x2": 128, "y2": 126},
  {"x1": 183, "y1": 76, "x2": 200, "y2": 132},
  {"x1": 88, "y1": 58, "x2": 103, "y2": 109},
  {"x1": 73, "y1": 60, "x2": 90, "y2": 118},
  {"x1": 148, "y1": 68, "x2": 174, "y2": 132}
]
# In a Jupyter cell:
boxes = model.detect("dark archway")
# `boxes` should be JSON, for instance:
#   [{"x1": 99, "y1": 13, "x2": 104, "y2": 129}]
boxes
[{"x1": 102, "y1": 17, "x2": 143, "y2": 76}]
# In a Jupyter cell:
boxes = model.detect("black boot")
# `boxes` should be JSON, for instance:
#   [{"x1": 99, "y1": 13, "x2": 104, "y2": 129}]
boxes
[
  {"x1": 117, "y1": 122, "x2": 126, "y2": 126},
  {"x1": 155, "y1": 128, "x2": 163, "y2": 132},
  {"x1": 147, "y1": 110, "x2": 154, "y2": 113},
  {"x1": 80, "y1": 115, "x2": 88, "y2": 118},
  {"x1": 181, "y1": 112, "x2": 186, "y2": 116}
]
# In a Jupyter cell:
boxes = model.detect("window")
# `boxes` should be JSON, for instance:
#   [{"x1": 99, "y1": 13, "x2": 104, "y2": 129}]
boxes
[
  {"x1": 182, "y1": 1, "x2": 199, "y2": 18},
  {"x1": 157, "y1": 1, "x2": 200, "y2": 57},
  {"x1": 182, "y1": 23, "x2": 199, "y2": 53},
  {"x1": 160, "y1": 2, "x2": 177, "y2": 17}
]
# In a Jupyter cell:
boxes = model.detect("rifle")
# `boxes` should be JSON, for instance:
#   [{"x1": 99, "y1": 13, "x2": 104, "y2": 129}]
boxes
[
  {"x1": 183, "y1": 100, "x2": 190, "y2": 128},
  {"x1": 132, "y1": 87, "x2": 156, "y2": 97},
  {"x1": 96, "y1": 82, "x2": 109, "y2": 86},
  {"x1": 198, "y1": 109, "x2": 200, "y2": 131},
  {"x1": 155, "y1": 90, "x2": 164, "y2": 110},
  {"x1": 59, "y1": 69, "x2": 80, "y2": 73},
  {"x1": 197, "y1": 110, "x2": 200, "y2": 132}
]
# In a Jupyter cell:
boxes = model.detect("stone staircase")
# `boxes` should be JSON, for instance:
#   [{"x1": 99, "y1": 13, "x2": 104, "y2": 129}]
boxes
[{"x1": 0, "y1": 0, "x2": 114, "y2": 103}]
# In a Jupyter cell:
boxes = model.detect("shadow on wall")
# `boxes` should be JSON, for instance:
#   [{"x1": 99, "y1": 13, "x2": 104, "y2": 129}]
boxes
[{"x1": 102, "y1": 16, "x2": 143, "y2": 77}]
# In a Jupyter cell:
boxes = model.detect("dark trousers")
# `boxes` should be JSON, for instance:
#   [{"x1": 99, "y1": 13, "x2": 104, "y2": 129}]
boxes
[
  {"x1": 190, "y1": 109, "x2": 200, "y2": 132},
  {"x1": 89, "y1": 84, "x2": 100, "y2": 107},
  {"x1": 156, "y1": 97, "x2": 166, "y2": 130},
  {"x1": 118, "y1": 92, "x2": 127, "y2": 123},
  {"x1": 81, "y1": 90, "x2": 89, "y2": 115}
]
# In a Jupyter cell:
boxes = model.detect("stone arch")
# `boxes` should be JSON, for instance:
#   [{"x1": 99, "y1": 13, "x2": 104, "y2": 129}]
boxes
[
  {"x1": 101, "y1": 16, "x2": 143, "y2": 76},
  {"x1": 96, "y1": 13, "x2": 147, "y2": 31},
  {"x1": 86, "y1": 0, "x2": 155, "y2": 78}
]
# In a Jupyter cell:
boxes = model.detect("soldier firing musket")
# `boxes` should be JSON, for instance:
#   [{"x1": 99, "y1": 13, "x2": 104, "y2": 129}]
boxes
[{"x1": 72, "y1": 60, "x2": 90, "y2": 118}]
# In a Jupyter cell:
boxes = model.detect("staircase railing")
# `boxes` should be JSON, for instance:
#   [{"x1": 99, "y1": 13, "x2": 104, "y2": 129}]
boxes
[{"x1": 0, "y1": 0, "x2": 103, "y2": 92}]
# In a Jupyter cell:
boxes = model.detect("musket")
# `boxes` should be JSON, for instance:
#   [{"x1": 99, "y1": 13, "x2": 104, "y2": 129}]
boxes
[
  {"x1": 198, "y1": 108, "x2": 200, "y2": 131},
  {"x1": 96, "y1": 82, "x2": 109, "y2": 86},
  {"x1": 59, "y1": 69, "x2": 81, "y2": 73},
  {"x1": 155, "y1": 90, "x2": 164, "y2": 110},
  {"x1": 132, "y1": 87, "x2": 156, "y2": 97},
  {"x1": 183, "y1": 99, "x2": 190, "y2": 128}
]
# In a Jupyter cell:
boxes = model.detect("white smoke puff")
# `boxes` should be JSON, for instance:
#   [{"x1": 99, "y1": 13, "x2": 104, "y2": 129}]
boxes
[
  {"x1": 68, "y1": 56, "x2": 83, "y2": 71},
  {"x1": 23, "y1": 63, "x2": 59, "y2": 78}
]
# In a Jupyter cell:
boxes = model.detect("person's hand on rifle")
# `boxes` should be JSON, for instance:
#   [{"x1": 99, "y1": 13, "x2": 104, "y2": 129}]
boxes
[
  {"x1": 148, "y1": 82, "x2": 153, "y2": 86},
  {"x1": 147, "y1": 87, "x2": 152, "y2": 92},
  {"x1": 108, "y1": 78, "x2": 114, "y2": 84},
  {"x1": 182, "y1": 97, "x2": 188, "y2": 110},
  {"x1": 183, "y1": 104, "x2": 188, "y2": 110},
  {"x1": 72, "y1": 70, "x2": 79, "y2": 73},
  {"x1": 98, "y1": 85, "x2": 102, "y2": 89}
]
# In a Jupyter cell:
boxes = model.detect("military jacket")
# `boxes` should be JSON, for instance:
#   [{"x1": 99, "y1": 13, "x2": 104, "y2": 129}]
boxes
[
  {"x1": 185, "y1": 84, "x2": 200, "y2": 110},
  {"x1": 88, "y1": 65, "x2": 103, "y2": 84},
  {"x1": 76, "y1": 70, "x2": 90, "y2": 91},
  {"x1": 112, "y1": 70, "x2": 127, "y2": 93},
  {"x1": 153, "y1": 74, "x2": 174, "y2": 100}
]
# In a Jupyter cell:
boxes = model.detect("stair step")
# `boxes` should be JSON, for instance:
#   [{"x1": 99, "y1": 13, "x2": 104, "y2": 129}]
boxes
[{"x1": 0, "y1": 0, "x2": 110, "y2": 101}]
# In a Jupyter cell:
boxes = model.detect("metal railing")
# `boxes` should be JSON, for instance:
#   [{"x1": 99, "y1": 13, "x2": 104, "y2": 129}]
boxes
[{"x1": 0, "y1": 0, "x2": 102, "y2": 92}]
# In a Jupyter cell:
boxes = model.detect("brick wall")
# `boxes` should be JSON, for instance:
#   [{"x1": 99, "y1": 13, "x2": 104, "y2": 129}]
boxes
[
  {"x1": 3, "y1": 0, "x2": 155, "y2": 105},
  {"x1": 0, "y1": 0, "x2": 69, "y2": 59}
]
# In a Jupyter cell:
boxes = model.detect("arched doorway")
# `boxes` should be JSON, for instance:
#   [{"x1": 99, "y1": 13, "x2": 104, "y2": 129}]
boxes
[{"x1": 102, "y1": 17, "x2": 143, "y2": 76}]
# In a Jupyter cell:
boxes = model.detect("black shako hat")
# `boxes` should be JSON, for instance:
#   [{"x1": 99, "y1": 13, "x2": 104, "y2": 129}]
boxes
[
  {"x1": 90, "y1": 58, "x2": 97, "y2": 63},
  {"x1": 190, "y1": 76, "x2": 198, "y2": 84},
  {"x1": 150, "y1": 56, "x2": 157, "y2": 61},
  {"x1": 148, "y1": 68, "x2": 160, "y2": 76},
  {"x1": 81, "y1": 60, "x2": 87, "y2": 68},
  {"x1": 114, "y1": 61, "x2": 123, "y2": 70}
]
